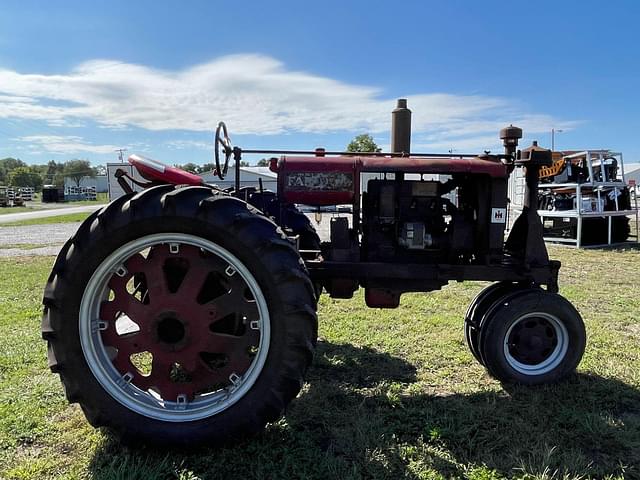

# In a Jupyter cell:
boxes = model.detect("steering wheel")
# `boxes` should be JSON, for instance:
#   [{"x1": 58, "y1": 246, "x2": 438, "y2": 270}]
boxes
[{"x1": 214, "y1": 122, "x2": 232, "y2": 180}]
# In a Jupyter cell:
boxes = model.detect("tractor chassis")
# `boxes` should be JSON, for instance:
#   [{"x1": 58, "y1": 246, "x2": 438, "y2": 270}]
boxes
[{"x1": 306, "y1": 260, "x2": 560, "y2": 292}]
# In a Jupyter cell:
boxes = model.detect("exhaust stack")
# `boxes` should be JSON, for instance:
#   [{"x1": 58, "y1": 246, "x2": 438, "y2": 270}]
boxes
[{"x1": 391, "y1": 98, "x2": 412, "y2": 155}]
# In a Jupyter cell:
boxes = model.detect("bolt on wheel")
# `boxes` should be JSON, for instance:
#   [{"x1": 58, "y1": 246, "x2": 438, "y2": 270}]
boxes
[
  {"x1": 503, "y1": 312, "x2": 568, "y2": 376},
  {"x1": 478, "y1": 289, "x2": 585, "y2": 385},
  {"x1": 79, "y1": 233, "x2": 271, "y2": 422}
]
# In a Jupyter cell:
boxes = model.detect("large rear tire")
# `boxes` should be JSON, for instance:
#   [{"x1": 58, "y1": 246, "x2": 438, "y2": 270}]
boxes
[{"x1": 42, "y1": 185, "x2": 317, "y2": 446}]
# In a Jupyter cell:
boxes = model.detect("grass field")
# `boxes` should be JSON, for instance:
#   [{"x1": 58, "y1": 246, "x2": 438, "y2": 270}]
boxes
[
  {"x1": 1, "y1": 246, "x2": 639, "y2": 479},
  {"x1": 0, "y1": 206, "x2": 34, "y2": 215}
]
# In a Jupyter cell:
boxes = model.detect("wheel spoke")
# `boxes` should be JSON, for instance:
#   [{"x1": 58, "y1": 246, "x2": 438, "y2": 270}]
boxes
[
  {"x1": 177, "y1": 263, "x2": 211, "y2": 299},
  {"x1": 148, "y1": 356, "x2": 186, "y2": 401},
  {"x1": 201, "y1": 289, "x2": 259, "y2": 323},
  {"x1": 149, "y1": 354, "x2": 222, "y2": 402},
  {"x1": 202, "y1": 329, "x2": 259, "y2": 372},
  {"x1": 144, "y1": 245, "x2": 172, "y2": 297},
  {"x1": 113, "y1": 295, "x2": 148, "y2": 322},
  {"x1": 203, "y1": 330, "x2": 257, "y2": 353},
  {"x1": 103, "y1": 333, "x2": 150, "y2": 377},
  {"x1": 125, "y1": 252, "x2": 147, "y2": 273}
]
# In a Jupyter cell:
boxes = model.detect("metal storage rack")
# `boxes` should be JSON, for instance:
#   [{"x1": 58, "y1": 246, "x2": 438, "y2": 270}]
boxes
[{"x1": 536, "y1": 150, "x2": 638, "y2": 247}]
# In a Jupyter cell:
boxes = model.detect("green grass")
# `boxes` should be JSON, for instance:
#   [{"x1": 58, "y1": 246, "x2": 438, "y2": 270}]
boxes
[
  {"x1": 1, "y1": 247, "x2": 639, "y2": 479},
  {"x1": 0, "y1": 212, "x2": 92, "y2": 227},
  {"x1": 0, "y1": 206, "x2": 34, "y2": 215}
]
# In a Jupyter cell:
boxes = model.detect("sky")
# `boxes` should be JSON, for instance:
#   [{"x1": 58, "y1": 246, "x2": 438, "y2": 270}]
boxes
[{"x1": 0, "y1": 0, "x2": 639, "y2": 168}]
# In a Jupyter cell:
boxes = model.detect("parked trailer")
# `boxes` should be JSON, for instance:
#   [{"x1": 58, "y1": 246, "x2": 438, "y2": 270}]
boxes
[{"x1": 0, "y1": 186, "x2": 24, "y2": 207}]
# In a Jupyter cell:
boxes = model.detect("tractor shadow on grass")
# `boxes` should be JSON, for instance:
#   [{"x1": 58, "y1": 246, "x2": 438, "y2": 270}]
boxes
[
  {"x1": 287, "y1": 341, "x2": 640, "y2": 479},
  {"x1": 88, "y1": 340, "x2": 640, "y2": 479}
]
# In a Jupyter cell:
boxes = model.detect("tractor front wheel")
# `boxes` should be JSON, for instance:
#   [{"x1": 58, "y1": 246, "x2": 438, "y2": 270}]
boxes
[
  {"x1": 42, "y1": 185, "x2": 317, "y2": 446},
  {"x1": 478, "y1": 289, "x2": 585, "y2": 385},
  {"x1": 464, "y1": 282, "x2": 523, "y2": 365}
]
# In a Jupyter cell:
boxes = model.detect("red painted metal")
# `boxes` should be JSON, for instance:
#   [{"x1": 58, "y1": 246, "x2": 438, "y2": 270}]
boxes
[
  {"x1": 99, "y1": 243, "x2": 259, "y2": 401},
  {"x1": 275, "y1": 156, "x2": 361, "y2": 206},
  {"x1": 360, "y1": 156, "x2": 508, "y2": 177},
  {"x1": 129, "y1": 154, "x2": 203, "y2": 186},
  {"x1": 272, "y1": 154, "x2": 508, "y2": 206}
]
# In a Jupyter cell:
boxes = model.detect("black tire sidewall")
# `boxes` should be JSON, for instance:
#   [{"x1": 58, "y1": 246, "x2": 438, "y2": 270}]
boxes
[
  {"x1": 479, "y1": 290, "x2": 586, "y2": 385},
  {"x1": 52, "y1": 208, "x2": 313, "y2": 445},
  {"x1": 464, "y1": 282, "x2": 518, "y2": 364}
]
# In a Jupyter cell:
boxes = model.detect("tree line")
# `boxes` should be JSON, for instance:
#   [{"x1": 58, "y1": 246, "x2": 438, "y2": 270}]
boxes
[{"x1": 0, "y1": 158, "x2": 98, "y2": 191}]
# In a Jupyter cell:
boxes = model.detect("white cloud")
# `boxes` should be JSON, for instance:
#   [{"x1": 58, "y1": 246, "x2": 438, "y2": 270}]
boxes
[
  {"x1": 15, "y1": 135, "x2": 120, "y2": 154},
  {"x1": 0, "y1": 54, "x2": 576, "y2": 150},
  {"x1": 165, "y1": 139, "x2": 212, "y2": 150}
]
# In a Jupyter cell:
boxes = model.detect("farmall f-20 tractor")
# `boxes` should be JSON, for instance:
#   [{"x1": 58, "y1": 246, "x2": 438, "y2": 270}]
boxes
[{"x1": 42, "y1": 100, "x2": 585, "y2": 446}]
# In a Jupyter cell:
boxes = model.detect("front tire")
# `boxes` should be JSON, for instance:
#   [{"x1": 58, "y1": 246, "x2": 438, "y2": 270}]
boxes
[
  {"x1": 42, "y1": 185, "x2": 317, "y2": 446},
  {"x1": 478, "y1": 289, "x2": 585, "y2": 385},
  {"x1": 464, "y1": 282, "x2": 522, "y2": 365}
]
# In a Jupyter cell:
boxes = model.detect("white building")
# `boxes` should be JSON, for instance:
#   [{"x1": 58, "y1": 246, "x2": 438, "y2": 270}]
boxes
[
  {"x1": 64, "y1": 175, "x2": 108, "y2": 192},
  {"x1": 199, "y1": 166, "x2": 277, "y2": 191}
]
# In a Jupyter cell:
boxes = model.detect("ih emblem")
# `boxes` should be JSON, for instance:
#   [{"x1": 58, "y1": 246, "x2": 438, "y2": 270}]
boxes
[{"x1": 491, "y1": 208, "x2": 507, "y2": 224}]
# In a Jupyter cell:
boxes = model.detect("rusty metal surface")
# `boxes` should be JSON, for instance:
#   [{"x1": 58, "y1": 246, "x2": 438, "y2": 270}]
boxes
[
  {"x1": 274, "y1": 155, "x2": 508, "y2": 177},
  {"x1": 391, "y1": 98, "x2": 412, "y2": 155},
  {"x1": 359, "y1": 157, "x2": 508, "y2": 177},
  {"x1": 286, "y1": 172, "x2": 354, "y2": 191}
]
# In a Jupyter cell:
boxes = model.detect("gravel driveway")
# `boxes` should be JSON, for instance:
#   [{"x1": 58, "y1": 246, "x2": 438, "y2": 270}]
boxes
[{"x1": 0, "y1": 223, "x2": 81, "y2": 257}]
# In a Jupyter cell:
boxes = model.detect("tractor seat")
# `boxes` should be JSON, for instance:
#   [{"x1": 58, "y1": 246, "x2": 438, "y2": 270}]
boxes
[{"x1": 128, "y1": 154, "x2": 203, "y2": 186}]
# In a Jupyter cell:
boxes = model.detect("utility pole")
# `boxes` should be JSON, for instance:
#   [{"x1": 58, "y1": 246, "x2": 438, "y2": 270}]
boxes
[
  {"x1": 551, "y1": 129, "x2": 563, "y2": 152},
  {"x1": 115, "y1": 148, "x2": 127, "y2": 163}
]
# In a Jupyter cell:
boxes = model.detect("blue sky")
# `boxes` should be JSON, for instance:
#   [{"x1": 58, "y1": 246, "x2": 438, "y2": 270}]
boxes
[{"x1": 0, "y1": 0, "x2": 639, "y2": 168}]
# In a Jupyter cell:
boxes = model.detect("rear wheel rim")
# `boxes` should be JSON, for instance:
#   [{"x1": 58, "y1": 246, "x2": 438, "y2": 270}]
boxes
[
  {"x1": 503, "y1": 312, "x2": 568, "y2": 376},
  {"x1": 79, "y1": 233, "x2": 270, "y2": 422}
]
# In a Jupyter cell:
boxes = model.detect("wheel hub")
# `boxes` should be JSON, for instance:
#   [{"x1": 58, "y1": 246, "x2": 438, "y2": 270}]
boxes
[
  {"x1": 156, "y1": 313, "x2": 187, "y2": 346},
  {"x1": 502, "y1": 310, "x2": 570, "y2": 377},
  {"x1": 508, "y1": 317, "x2": 558, "y2": 365}
]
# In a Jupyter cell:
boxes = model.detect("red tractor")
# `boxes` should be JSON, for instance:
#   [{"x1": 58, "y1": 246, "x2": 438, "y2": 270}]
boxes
[{"x1": 42, "y1": 100, "x2": 585, "y2": 446}]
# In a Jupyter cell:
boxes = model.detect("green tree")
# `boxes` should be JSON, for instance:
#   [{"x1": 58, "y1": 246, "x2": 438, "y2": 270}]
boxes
[
  {"x1": 346, "y1": 134, "x2": 381, "y2": 153},
  {"x1": 176, "y1": 162, "x2": 199, "y2": 173},
  {"x1": 8, "y1": 166, "x2": 43, "y2": 190},
  {"x1": 256, "y1": 158, "x2": 270, "y2": 167},
  {"x1": 63, "y1": 159, "x2": 96, "y2": 188},
  {"x1": 198, "y1": 161, "x2": 249, "y2": 172},
  {"x1": 44, "y1": 160, "x2": 62, "y2": 185},
  {"x1": 0, "y1": 158, "x2": 27, "y2": 185}
]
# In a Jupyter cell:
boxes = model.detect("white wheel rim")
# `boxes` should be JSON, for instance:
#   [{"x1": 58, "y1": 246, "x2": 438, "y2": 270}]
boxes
[{"x1": 503, "y1": 312, "x2": 569, "y2": 376}]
